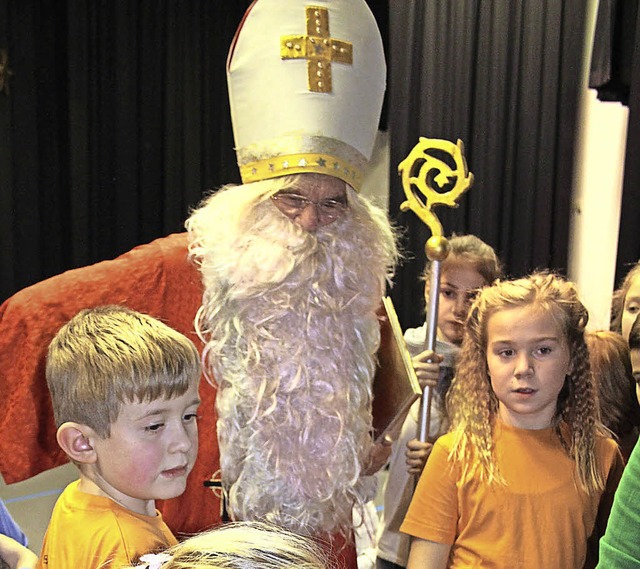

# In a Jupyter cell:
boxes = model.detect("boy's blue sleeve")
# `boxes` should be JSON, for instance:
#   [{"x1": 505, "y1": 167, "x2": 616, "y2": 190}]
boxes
[{"x1": 0, "y1": 499, "x2": 28, "y2": 546}]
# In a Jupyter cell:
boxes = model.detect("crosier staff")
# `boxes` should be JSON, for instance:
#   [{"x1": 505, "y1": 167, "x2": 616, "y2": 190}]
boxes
[{"x1": 398, "y1": 138, "x2": 473, "y2": 442}]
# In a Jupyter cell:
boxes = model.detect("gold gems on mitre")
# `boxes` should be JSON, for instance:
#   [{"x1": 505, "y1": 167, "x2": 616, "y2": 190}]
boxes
[{"x1": 280, "y1": 6, "x2": 353, "y2": 93}]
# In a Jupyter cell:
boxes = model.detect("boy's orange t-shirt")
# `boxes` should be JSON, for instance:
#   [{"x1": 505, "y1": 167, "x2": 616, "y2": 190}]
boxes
[
  {"x1": 36, "y1": 480, "x2": 177, "y2": 569},
  {"x1": 401, "y1": 421, "x2": 624, "y2": 569}
]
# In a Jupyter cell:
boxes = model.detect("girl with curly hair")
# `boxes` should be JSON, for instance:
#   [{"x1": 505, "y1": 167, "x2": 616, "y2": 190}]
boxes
[{"x1": 401, "y1": 272, "x2": 624, "y2": 568}]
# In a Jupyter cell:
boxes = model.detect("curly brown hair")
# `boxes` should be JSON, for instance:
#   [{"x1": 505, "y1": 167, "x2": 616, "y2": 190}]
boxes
[
  {"x1": 586, "y1": 331, "x2": 640, "y2": 443},
  {"x1": 446, "y1": 272, "x2": 607, "y2": 494}
]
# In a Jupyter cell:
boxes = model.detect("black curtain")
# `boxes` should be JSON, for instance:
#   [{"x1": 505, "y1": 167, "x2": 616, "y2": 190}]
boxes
[
  {"x1": 591, "y1": 0, "x2": 640, "y2": 287},
  {"x1": 616, "y1": 3, "x2": 640, "y2": 286},
  {"x1": 0, "y1": 1, "x2": 249, "y2": 303},
  {"x1": 589, "y1": 0, "x2": 637, "y2": 105},
  {"x1": 388, "y1": 1, "x2": 588, "y2": 329}
]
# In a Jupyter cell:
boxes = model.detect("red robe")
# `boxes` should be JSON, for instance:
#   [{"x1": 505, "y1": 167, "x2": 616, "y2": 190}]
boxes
[{"x1": 0, "y1": 232, "x2": 356, "y2": 566}]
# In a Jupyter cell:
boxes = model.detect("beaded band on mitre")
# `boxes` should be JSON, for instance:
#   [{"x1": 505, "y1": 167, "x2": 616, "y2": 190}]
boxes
[
  {"x1": 240, "y1": 153, "x2": 362, "y2": 189},
  {"x1": 236, "y1": 135, "x2": 368, "y2": 191}
]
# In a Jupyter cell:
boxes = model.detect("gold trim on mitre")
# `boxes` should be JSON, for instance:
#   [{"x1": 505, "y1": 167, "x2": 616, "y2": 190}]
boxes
[
  {"x1": 236, "y1": 134, "x2": 368, "y2": 191},
  {"x1": 240, "y1": 153, "x2": 362, "y2": 189}
]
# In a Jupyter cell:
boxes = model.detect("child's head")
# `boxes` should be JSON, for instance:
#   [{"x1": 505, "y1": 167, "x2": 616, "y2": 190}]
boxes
[
  {"x1": 126, "y1": 521, "x2": 330, "y2": 569},
  {"x1": 423, "y1": 234, "x2": 502, "y2": 346},
  {"x1": 459, "y1": 272, "x2": 589, "y2": 425},
  {"x1": 585, "y1": 330, "x2": 640, "y2": 439},
  {"x1": 628, "y1": 313, "x2": 640, "y2": 404},
  {"x1": 611, "y1": 261, "x2": 640, "y2": 339},
  {"x1": 449, "y1": 273, "x2": 603, "y2": 492},
  {"x1": 47, "y1": 306, "x2": 201, "y2": 436},
  {"x1": 46, "y1": 306, "x2": 202, "y2": 509}
]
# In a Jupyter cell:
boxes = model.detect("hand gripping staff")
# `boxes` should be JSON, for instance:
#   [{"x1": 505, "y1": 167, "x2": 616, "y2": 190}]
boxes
[{"x1": 398, "y1": 138, "x2": 473, "y2": 442}]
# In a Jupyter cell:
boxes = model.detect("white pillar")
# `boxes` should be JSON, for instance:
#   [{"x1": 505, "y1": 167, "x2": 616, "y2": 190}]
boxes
[{"x1": 568, "y1": 0, "x2": 629, "y2": 329}]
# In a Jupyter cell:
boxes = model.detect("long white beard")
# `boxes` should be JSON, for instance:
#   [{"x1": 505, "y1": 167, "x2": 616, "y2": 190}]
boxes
[{"x1": 188, "y1": 183, "x2": 397, "y2": 535}]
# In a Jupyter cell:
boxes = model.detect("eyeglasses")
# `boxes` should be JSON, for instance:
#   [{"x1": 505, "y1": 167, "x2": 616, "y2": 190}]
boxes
[{"x1": 271, "y1": 193, "x2": 348, "y2": 220}]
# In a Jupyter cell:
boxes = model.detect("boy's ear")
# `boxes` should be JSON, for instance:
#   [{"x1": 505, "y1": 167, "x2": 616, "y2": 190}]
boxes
[{"x1": 56, "y1": 422, "x2": 98, "y2": 464}]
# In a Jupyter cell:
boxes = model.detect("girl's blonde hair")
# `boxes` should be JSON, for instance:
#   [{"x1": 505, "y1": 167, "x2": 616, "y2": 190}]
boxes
[
  {"x1": 446, "y1": 272, "x2": 606, "y2": 494},
  {"x1": 125, "y1": 521, "x2": 332, "y2": 569}
]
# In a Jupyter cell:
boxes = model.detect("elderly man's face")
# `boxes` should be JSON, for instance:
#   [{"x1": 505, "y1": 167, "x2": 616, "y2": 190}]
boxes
[{"x1": 271, "y1": 174, "x2": 348, "y2": 232}]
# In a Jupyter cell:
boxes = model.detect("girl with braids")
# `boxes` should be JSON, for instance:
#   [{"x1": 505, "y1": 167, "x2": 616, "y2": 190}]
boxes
[{"x1": 401, "y1": 273, "x2": 624, "y2": 569}]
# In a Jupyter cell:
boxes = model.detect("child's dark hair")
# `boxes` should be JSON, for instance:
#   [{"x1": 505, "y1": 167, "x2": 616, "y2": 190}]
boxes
[{"x1": 585, "y1": 331, "x2": 640, "y2": 448}]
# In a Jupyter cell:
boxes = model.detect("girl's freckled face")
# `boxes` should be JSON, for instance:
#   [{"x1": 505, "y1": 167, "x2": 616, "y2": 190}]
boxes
[{"x1": 486, "y1": 305, "x2": 571, "y2": 430}]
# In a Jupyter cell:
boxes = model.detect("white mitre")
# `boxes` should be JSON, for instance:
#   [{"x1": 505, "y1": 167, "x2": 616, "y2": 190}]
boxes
[{"x1": 227, "y1": 0, "x2": 386, "y2": 191}]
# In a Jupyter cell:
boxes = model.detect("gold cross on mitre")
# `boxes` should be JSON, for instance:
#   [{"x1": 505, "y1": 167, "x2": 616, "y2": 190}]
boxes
[{"x1": 280, "y1": 5, "x2": 353, "y2": 93}]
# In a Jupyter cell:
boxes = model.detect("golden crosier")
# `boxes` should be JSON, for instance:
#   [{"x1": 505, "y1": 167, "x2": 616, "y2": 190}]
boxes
[{"x1": 398, "y1": 137, "x2": 474, "y2": 239}]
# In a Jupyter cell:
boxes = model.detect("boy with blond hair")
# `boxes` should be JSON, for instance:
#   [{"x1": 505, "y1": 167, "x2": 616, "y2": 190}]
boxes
[{"x1": 37, "y1": 306, "x2": 201, "y2": 569}]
